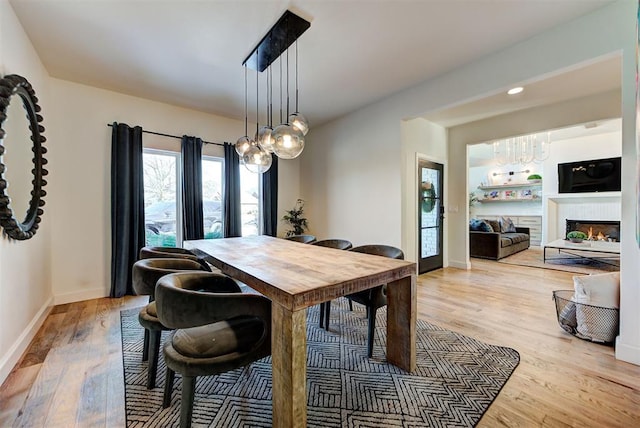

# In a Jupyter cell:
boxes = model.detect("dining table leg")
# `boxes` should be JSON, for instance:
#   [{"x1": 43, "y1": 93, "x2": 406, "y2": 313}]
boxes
[
  {"x1": 271, "y1": 303, "x2": 307, "y2": 428},
  {"x1": 386, "y1": 274, "x2": 417, "y2": 372}
]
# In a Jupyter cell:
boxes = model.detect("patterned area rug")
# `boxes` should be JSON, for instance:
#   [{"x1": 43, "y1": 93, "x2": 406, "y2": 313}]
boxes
[
  {"x1": 121, "y1": 298, "x2": 519, "y2": 427},
  {"x1": 497, "y1": 247, "x2": 619, "y2": 275}
]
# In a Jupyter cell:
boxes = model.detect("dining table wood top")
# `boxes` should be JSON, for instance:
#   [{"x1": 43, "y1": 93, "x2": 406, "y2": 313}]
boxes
[{"x1": 185, "y1": 235, "x2": 416, "y2": 311}]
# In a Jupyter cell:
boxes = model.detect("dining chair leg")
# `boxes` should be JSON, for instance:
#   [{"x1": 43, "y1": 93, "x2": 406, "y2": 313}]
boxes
[
  {"x1": 142, "y1": 329, "x2": 150, "y2": 362},
  {"x1": 367, "y1": 307, "x2": 377, "y2": 358},
  {"x1": 180, "y1": 376, "x2": 197, "y2": 428},
  {"x1": 323, "y1": 301, "x2": 331, "y2": 331},
  {"x1": 163, "y1": 368, "x2": 175, "y2": 408},
  {"x1": 147, "y1": 330, "x2": 162, "y2": 389},
  {"x1": 319, "y1": 302, "x2": 326, "y2": 329}
]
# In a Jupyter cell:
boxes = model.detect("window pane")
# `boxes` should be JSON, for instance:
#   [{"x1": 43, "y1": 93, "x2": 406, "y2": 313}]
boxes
[
  {"x1": 202, "y1": 158, "x2": 223, "y2": 239},
  {"x1": 240, "y1": 167, "x2": 260, "y2": 236},
  {"x1": 143, "y1": 151, "x2": 178, "y2": 247}
]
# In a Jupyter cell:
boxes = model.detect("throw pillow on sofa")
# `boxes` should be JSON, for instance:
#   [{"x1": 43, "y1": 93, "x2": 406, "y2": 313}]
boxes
[
  {"x1": 499, "y1": 216, "x2": 517, "y2": 233},
  {"x1": 484, "y1": 219, "x2": 501, "y2": 233},
  {"x1": 470, "y1": 219, "x2": 493, "y2": 232},
  {"x1": 573, "y1": 272, "x2": 620, "y2": 343}
]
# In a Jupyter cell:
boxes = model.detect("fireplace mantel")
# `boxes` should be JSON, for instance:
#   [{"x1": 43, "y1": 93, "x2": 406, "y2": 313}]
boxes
[{"x1": 546, "y1": 192, "x2": 621, "y2": 204}]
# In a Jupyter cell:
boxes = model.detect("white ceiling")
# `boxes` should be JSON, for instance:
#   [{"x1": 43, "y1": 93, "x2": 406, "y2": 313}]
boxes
[{"x1": 9, "y1": 0, "x2": 615, "y2": 128}]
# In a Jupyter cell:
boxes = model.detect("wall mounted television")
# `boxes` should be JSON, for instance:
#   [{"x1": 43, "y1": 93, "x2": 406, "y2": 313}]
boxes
[{"x1": 558, "y1": 157, "x2": 621, "y2": 193}]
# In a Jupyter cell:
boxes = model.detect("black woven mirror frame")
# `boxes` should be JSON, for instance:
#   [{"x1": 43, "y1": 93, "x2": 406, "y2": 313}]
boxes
[{"x1": 0, "y1": 74, "x2": 47, "y2": 240}]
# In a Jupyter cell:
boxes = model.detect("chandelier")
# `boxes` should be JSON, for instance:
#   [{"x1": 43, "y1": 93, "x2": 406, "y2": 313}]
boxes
[
  {"x1": 235, "y1": 10, "x2": 311, "y2": 173},
  {"x1": 492, "y1": 132, "x2": 551, "y2": 166}
]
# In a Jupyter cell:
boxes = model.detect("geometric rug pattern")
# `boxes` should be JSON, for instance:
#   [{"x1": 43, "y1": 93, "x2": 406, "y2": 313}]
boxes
[{"x1": 121, "y1": 298, "x2": 520, "y2": 427}]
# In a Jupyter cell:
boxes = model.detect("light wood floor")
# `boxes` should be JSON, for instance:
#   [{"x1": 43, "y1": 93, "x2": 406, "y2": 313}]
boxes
[{"x1": 1, "y1": 260, "x2": 639, "y2": 427}]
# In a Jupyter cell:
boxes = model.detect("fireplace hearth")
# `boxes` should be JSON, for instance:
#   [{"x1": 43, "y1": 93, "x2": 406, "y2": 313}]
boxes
[{"x1": 565, "y1": 219, "x2": 620, "y2": 242}]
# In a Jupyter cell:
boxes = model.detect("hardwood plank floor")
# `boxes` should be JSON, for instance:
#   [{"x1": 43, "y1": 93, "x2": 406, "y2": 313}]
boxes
[{"x1": 1, "y1": 260, "x2": 638, "y2": 427}]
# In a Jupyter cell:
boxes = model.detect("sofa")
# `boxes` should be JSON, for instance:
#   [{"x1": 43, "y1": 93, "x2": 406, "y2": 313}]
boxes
[{"x1": 469, "y1": 217, "x2": 530, "y2": 260}]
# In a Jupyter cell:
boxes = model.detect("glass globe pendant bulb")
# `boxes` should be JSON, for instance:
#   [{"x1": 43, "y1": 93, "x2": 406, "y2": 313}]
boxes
[
  {"x1": 242, "y1": 143, "x2": 272, "y2": 173},
  {"x1": 272, "y1": 123, "x2": 304, "y2": 159},
  {"x1": 235, "y1": 136, "x2": 251, "y2": 156},
  {"x1": 288, "y1": 112, "x2": 309, "y2": 136},
  {"x1": 257, "y1": 125, "x2": 275, "y2": 153}
]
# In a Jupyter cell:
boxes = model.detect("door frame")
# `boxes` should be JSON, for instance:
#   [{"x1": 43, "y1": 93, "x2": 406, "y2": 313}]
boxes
[{"x1": 413, "y1": 152, "x2": 448, "y2": 270}]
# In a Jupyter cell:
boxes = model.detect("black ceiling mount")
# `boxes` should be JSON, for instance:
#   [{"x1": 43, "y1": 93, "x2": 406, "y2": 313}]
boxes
[{"x1": 243, "y1": 10, "x2": 310, "y2": 72}]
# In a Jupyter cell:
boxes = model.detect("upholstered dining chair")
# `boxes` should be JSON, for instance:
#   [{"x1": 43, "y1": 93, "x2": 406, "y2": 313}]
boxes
[
  {"x1": 312, "y1": 239, "x2": 353, "y2": 329},
  {"x1": 131, "y1": 258, "x2": 209, "y2": 389},
  {"x1": 155, "y1": 271, "x2": 272, "y2": 428},
  {"x1": 139, "y1": 246, "x2": 213, "y2": 272},
  {"x1": 284, "y1": 234, "x2": 317, "y2": 244},
  {"x1": 324, "y1": 244, "x2": 404, "y2": 358}
]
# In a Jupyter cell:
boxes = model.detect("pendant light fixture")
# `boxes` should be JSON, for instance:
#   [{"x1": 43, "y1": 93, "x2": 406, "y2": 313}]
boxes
[
  {"x1": 288, "y1": 41, "x2": 309, "y2": 136},
  {"x1": 235, "y1": 65, "x2": 252, "y2": 157},
  {"x1": 238, "y1": 10, "x2": 310, "y2": 172},
  {"x1": 242, "y1": 54, "x2": 272, "y2": 174},
  {"x1": 272, "y1": 45, "x2": 305, "y2": 159}
]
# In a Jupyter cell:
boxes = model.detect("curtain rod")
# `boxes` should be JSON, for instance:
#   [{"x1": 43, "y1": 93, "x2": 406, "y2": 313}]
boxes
[{"x1": 107, "y1": 123, "x2": 225, "y2": 147}]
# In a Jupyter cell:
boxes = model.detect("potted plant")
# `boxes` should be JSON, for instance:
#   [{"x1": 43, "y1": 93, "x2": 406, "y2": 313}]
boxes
[
  {"x1": 282, "y1": 199, "x2": 309, "y2": 237},
  {"x1": 527, "y1": 174, "x2": 542, "y2": 183},
  {"x1": 567, "y1": 230, "x2": 588, "y2": 243}
]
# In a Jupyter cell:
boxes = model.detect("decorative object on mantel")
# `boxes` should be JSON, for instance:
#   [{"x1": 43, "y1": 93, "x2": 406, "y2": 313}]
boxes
[
  {"x1": 282, "y1": 198, "x2": 308, "y2": 237},
  {"x1": 493, "y1": 132, "x2": 551, "y2": 166},
  {"x1": 527, "y1": 173, "x2": 542, "y2": 183},
  {"x1": 0, "y1": 74, "x2": 47, "y2": 240},
  {"x1": 235, "y1": 10, "x2": 311, "y2": 173}
]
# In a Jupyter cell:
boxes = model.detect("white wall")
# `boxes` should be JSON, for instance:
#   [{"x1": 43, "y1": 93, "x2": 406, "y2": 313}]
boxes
[
  {"x1": 400, "y1": 118, "x2": 447, "y2": 265},
  {"x1": 48, "y1": 78, "x2": 301, "y2": 302},
  {"x1": 303, "y1": 1, "x2": 639, "y2": 365},
  {"x1": 301, "y1": 101, "x2": 403, "y2": 247},
  {"x1": 0, "y1": 1, "x2": 53, "y2": 384}
]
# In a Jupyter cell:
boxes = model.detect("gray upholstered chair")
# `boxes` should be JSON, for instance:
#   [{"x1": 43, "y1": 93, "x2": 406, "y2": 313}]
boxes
[
  {"x1": 284, "y1": 234, "x2": 317, "y2": 244},
  {"x1": 155, "y1": 271, "x2": 272, "y2": 428},
  {"x1": 131, "y1": 258, "x2": 208, "y2": 389},
  {"x1": 139, "y1": 246, "x2": 213, "y2": 271},
  {"x1": 324, "y1": 244, "x2": 404, "y2": 357},
  {"x1": 312, "y1": 239, "x2": 353, "y2": 329}
]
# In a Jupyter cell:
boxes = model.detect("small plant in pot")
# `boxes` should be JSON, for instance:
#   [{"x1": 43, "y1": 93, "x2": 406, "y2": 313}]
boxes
[
  {"x1": 282, "y1": 199, "x2": 309, "y2": 237},
  {"x1": 567, "y1": 230, "x2": 588, "y2": 243}
]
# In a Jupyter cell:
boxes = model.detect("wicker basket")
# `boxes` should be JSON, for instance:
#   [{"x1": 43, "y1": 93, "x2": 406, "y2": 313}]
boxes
[{"x1": 552, "y1": 290, "x2": 619, "y2": 345}]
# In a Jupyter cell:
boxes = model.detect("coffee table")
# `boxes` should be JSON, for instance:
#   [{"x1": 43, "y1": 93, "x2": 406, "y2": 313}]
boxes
[{"x1": 543, "y1": 239, "x2": 620, "y2": 267}]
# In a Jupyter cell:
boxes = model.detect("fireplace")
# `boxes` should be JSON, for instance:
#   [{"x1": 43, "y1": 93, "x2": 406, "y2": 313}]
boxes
[{"x1": 565, "y1": 219, "x2": 620, "y2": 242}]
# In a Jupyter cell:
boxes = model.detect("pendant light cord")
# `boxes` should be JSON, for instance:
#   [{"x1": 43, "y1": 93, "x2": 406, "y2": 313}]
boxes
[
  {"x1": 295, "y1": 40, "x2": 299, "y2": 112},
  {"x1": 244, "y1": 65, "x2": 248, "y2": 136},
  {"x1": 286, "y1": 46, "x2": 290, "y2": 118}
]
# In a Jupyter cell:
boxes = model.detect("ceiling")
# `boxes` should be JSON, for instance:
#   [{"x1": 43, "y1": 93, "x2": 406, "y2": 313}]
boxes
[{"x1": 9, "y1": 0, "x2": 616, "y2": 129}]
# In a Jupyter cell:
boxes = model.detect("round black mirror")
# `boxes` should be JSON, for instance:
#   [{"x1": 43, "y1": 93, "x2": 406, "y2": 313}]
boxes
[{"x1": 0, "y1": 74, "x2": 47, "y2": 240}]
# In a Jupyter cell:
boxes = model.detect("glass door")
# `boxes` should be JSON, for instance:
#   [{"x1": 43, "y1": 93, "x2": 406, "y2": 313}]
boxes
[{"x1": 418, "y1": 159, "x2": 444, "y2": 273}]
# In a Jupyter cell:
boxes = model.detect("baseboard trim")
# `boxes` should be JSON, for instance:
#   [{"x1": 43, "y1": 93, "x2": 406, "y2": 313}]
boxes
[
  {"x1": 0, "y1": 296, "x2": 53, "y2": 386},
  {"x1": 615, "y1": 338, "x2": 640, "y2": 366},
  {"x1": 448, "y1": 259, "x2": 471, "y2": 270},
  {"x1": 54, "y1": 287, "x2": 108, "y2": 305}
]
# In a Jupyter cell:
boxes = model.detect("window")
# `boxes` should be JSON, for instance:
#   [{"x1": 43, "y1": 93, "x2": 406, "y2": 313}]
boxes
[
  {"x1": 143, "y1": 149, "x2": 180, "y2": 246},
  {"x1": 202, "y1": 156, "x2": 223, "y2": 239},
  {"x1": 143, "y1": 146, "x2": 259, "y2": 246}
]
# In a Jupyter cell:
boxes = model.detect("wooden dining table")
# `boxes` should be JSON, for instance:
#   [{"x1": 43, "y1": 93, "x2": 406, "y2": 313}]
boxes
[{"x1": 184, "y1": 235, "x2": 417, "y2": 428}]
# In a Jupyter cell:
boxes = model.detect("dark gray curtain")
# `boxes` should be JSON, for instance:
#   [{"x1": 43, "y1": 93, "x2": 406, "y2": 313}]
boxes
[
  {"x1": 223, "y1": 142, "x2": 242, "y2": 237},
  {"x1": 181, "y1": 136, "x2": 204, "y2": 240},
  {"x1": 261, "y1": 156, "x2": 278, "y2": 236},
  {"x1": 110, "y1": 122, "x2": 144, "y2": 297}
]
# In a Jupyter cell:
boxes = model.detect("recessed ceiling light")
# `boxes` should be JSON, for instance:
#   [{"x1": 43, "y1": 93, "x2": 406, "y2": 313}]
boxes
[{"x1": 507, "y1": 87, "x2": 523, "y2": 95}]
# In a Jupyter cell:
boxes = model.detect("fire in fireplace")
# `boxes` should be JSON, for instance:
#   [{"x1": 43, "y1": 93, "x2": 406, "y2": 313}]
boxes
[{"x1": 565, "y1": 219, "x2": 620, "y2": 242}]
